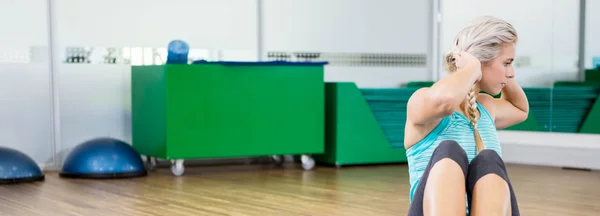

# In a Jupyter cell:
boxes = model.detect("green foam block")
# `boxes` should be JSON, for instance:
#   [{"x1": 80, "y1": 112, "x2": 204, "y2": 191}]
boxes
[
  {"x1": 579, "y1": 93, "x2": 600, "y2": 134},
  {"x1": 313, "y1": 82, "x2": 408, "y2": 166}
]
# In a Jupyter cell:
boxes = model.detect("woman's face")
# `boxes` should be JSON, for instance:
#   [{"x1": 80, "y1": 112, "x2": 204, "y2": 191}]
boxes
[{"x1": 480, "y1": 43, "x2": 516, "y2": 95}]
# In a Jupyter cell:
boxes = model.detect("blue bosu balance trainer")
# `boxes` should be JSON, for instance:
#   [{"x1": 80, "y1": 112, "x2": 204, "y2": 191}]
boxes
[
  {"x1": 0, "y1": 146, "x2": 45, "y2": 184},
  {"x1": 60, "y1": 137, "x2": 147, "y2": 179}
]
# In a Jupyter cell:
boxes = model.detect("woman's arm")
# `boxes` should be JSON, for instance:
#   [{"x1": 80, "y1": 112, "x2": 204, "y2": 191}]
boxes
[
  {"x1": 407, "y1": 52, "x2": 482, "y2": 125},
  {"x1": 493, "y1": 78, "x2": 529, "y2": 129}
]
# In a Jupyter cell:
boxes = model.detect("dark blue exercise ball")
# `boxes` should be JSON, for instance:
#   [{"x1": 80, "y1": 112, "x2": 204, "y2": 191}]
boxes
[
  {"x1": 60, "y1": 137, "x2": 147, "y2": 179},
  {"x1": 0, "y1": 146, "x2": 44, "y2": 184}
]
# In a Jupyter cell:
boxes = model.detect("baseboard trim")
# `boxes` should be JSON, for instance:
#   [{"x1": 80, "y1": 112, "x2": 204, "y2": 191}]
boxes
[
  {"x1": 40, "y1": 163, "x2": 60, "y2": 172},
  {"x1": 498, "y1": 131, "x2": 600, "y2": 170},
  {"x1": 39, "y1": 155, "x2": 294, "y2": 173},
  {"x1": 40, "y1": 132, "x2": 599, "y2": 171}
]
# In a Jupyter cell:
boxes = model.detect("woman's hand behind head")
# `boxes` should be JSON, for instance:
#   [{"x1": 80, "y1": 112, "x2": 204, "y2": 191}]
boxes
[{"x1": 452, "y1": 52, "x2": 482, "y2": 82}]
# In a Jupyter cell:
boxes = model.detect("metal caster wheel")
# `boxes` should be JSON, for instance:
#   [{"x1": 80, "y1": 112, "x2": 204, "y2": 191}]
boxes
[
  {"x1": 171, "y1": 159, "x2": 185, "y2": 176},
  {"x1": 301, "y1": 154, "x2": 315, "y2": 170},
  {"x1": 146, "y1": 156, "x2": 157, "y2": 171},
  {"x1": 271, "y1": 155, "x2": 284, "y2": 167}
]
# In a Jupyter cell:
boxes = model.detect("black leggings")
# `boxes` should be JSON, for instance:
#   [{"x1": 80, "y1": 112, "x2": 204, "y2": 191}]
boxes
[{"x1": 407, "y1": 140, "x2": 520, "y2": 216}]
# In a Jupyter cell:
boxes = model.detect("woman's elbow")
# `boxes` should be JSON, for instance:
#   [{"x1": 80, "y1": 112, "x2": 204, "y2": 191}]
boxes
[
  {"x1": 429, "y1": 94, "x2": 456, "y2": 116},
  {"x1": 518, "y1": 110, "x2": 529, "y2": 123}
]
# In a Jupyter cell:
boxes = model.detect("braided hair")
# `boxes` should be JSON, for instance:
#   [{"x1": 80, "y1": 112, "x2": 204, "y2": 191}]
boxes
[{"x1": 444, "y1": 16, "x2": 518, "y2": 154}]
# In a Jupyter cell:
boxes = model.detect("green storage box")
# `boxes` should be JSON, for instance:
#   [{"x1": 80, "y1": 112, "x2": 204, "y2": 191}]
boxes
[{"x1": 131, "y1": 62, "x2": 326, "y2": 175}]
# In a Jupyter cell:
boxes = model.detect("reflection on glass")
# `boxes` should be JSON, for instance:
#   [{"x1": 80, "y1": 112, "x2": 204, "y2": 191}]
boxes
[
  {"x1": 122, "y1": 47, "x2": 131, "y2": 64},
  {"x1": 130, "y1": 47, "x2": 143, "y2": 66},
  {"x1": 0, "y1": 1, "x2": 54, "y2": 164},
  {"x1": 0, "y1": 48, "x2": 31, "y2": 63},
  {"x1": 143, "y1": 47, "x2": 154, "y2": 65}
]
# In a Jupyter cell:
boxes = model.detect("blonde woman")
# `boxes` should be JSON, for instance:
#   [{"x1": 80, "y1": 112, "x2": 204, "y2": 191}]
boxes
[{"x1": 404, "y1": 16, "x2": 529, "y2": 216}]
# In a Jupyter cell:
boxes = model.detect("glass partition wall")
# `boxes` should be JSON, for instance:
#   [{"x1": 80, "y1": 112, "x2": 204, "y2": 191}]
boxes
[
  {"x1": 440, "y1": 0, "x2": 591, "y2": 134},
  {"x1": 0, "y1": 0, "x2": 55, "y2": 167},
  {"x1": 0, "y1": 0, "x2": 596, "y2": 171},
  {"x1": 51, "y1": 0, "x2": 259, "y2": 165}
]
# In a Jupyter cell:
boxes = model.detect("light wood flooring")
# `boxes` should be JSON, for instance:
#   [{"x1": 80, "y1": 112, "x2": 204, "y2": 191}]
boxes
[{"x1": 1, "y1": 163, "x2": 599, "y2": 216}]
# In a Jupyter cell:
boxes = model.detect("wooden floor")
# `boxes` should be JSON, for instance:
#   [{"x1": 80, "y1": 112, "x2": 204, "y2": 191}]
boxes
[{"x1": 1, "y1": 163, "x2": 599, "y2": 216}]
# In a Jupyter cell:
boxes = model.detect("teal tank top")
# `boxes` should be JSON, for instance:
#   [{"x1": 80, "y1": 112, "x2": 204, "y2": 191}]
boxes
[{"x1": 406, "y1": 102, "x2": 502, "y2": 202}]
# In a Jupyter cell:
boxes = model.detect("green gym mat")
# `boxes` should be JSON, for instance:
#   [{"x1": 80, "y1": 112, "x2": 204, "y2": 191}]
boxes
[
  {"x1": 360, "y1": 88, "x2": 418, "y2": 148},
  {"x1": 358, "y1": 84, "x2": 600, "y2": 135},
  {"x1": 405, "y1": 81, "x2": 434, "y2": 88}
]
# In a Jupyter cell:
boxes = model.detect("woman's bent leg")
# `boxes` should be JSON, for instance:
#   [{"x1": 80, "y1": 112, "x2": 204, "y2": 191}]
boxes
[
  {"x1": 408, "y1": 140, "x2": 469, "y2": 216},
  {"x1": 467, "y1": 149, "x2": 520, "y2": 216}
]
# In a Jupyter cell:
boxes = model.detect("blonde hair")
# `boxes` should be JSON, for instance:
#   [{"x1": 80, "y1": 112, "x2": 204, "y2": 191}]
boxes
[{"x1": 444, "y1": 16, "x2": 518, "y2": 153}]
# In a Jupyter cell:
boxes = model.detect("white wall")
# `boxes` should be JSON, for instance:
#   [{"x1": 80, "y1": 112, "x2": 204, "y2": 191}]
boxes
[
  {"x1": 50, "y1": 0, "x2": 435, "y2": 166},
  {"x1": 53, "y1": 0, "x2": 258, "y2": 49},
  {"x1": 0, "y1": 0, "x2": 55, "y2": 166},
  {"x1": 4, "y1": 0, "x2": 596, "y2": 170},
  {"x1": 56, "y1": 65, "x2": 132, "y2": 162},
  {"x1": 263, "y1": 0, "x2": 429, "y2": 53},
  {"x1": 263, "y1": 0, "x2": 432, "y2": 87},
  {"x1": 440, "y1": 0, "x2": 580, "y2": 87},
  {"x1": 45, "y1": 0, "x2": 434, "y2": 167},
  {"x1": 0, "y1": 64, "x2": 54, "y2": 165},
  {"x1": 0, "y1": 0, "x2": 49, "y2": 48},
  {"x1": 585, "y1": 0, "x2": 600, "y2": 69},
  {"x1": 51, "y1": 0, "x2": 259, "y2": 165}
]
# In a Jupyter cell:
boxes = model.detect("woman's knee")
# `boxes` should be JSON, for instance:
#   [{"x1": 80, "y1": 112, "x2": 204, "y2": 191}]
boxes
[
  {"x1": 431, "y1": 140, "x2": 468, "y2": 176},
  {"x1": 468, "y1": 150, "x2": 520, "y2": 215},
  {"x1": 478, "y1": 149, "x2": 501, "y2": 159},
  {"x1": 435, "y1": 140, "x2": 466, "y2": 156},
  {"x1": 467, "y1": 149, "x2": 510, "y2": 193},
  {"x1": 471, "y1": 149, "x2": 505, "y2": 169}
]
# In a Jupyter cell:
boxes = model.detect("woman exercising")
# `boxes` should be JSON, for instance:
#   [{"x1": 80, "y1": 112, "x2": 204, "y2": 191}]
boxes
[{"x1": 404, "y1": 16, "x2": 529, "y2": 216}]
